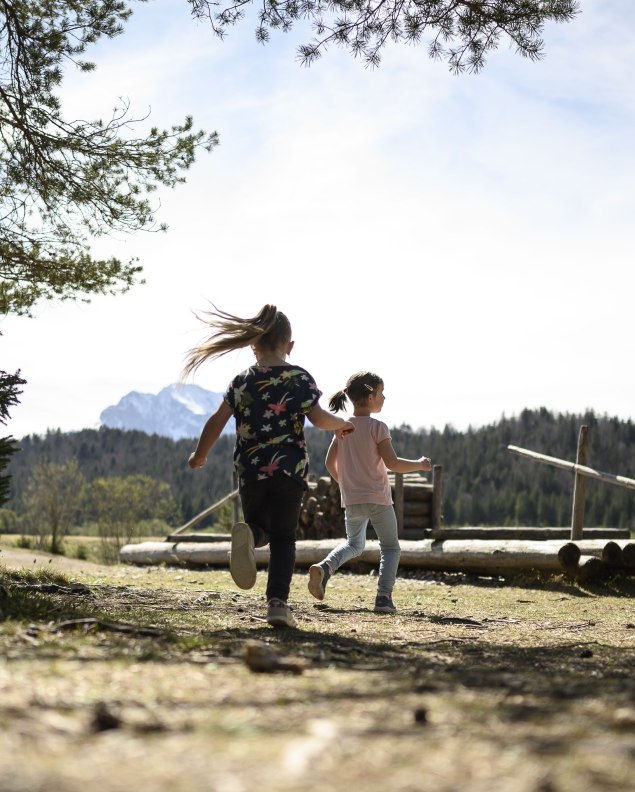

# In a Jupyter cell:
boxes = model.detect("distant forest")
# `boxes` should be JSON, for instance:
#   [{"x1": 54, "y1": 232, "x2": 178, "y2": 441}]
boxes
[{"x1": 5, "y1": 408, "x2": 635, "y2": 530}]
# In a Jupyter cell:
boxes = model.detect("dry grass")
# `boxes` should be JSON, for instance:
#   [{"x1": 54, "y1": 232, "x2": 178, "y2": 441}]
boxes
[{"x1": 0, "y1": 545, "x2": 634, "y2": 792}]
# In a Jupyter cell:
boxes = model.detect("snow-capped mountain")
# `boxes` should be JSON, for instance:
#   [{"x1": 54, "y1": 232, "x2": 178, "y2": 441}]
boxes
[{"x1": 99, "y1": 384, "x2": 235, "y2": 441}]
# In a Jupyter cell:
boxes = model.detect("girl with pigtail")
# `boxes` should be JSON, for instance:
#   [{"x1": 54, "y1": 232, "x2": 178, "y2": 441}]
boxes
[
  {"x1": 185, "y1": 304, "x2": 354, "y2": 628},
  {"x1": 308, "y1": 371, "x2": 431, "y2": 613}
]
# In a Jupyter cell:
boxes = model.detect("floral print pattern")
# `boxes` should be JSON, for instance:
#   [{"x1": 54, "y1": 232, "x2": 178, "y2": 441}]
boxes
[{"x1": 224, "y1": 365, "x2": 321, "y2": 488}]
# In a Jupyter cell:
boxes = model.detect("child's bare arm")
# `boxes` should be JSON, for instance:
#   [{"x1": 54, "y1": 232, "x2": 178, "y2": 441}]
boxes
[
  {"x1": 378, "y1": 438, "x2": 431, "y2": 473},
  {"x1": 306, "y1": 403, "x2": 354, "y2": 439},
  {"x1": 189, "y1": 401, "x2": 234, "y2": 468},
  {"x1": 325, "y1": 437, "x2": 339, "y2": 482}
]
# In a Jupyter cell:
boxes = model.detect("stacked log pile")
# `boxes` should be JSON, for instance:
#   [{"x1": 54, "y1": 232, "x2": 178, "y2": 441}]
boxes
[
  {"x1": 557, "y1": 539, "x2": 635, "y2": 582},
  {"x1": 297, "y1": 472, "x2": 434, "y2": 540},
  {"x1": 393, "y1": 472, "x2": 435, "y2": 538},
  {"x1": 298, "y1": 476, "x2": 344, "y2": 540}
]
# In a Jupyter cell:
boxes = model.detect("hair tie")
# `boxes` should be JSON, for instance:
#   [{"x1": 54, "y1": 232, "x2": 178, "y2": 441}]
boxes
[{"x1": 343, "y1": 387, "x2": 348, "y2": 394}]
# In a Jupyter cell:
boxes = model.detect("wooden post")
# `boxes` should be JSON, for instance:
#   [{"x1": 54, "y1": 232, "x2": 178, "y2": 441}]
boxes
[
  {"x1": 432, "y1": 465, "x2": 443, "y2": 531},
  {"x1": 394, "y1": 472, "x2": 404, "y2": 537},
  {"x1": 571, "y1": 425, "x2": 588, "y2": 541}
]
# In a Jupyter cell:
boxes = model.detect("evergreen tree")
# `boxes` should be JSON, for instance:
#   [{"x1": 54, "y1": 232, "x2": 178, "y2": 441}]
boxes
[
  {"x1": 0, "y1": 364, "x2": 25, "y2": 506},
  {"x1": 190, "y1": 0, "x2": 579, "y2": 70},
  {"x1": 5, "y1": 410, "x2": 635, "y2": 530},
  {"x1": 1, "y1": 1, "x2": 217, "y2": 316}
]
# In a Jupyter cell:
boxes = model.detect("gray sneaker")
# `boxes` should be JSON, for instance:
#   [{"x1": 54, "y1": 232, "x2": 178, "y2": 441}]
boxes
[
  {"x1": 308, "y1": 562, "x2": 331, "y2": 601},
  {"x1": 266, "y1": 598, "x2": 297, "y2": 628},
  {"x1": 230, "y1": 522, "x2": 257, "y2": 589},
  {"x1": 374, "y1": 594, "x2": 397, "y2": 614}
]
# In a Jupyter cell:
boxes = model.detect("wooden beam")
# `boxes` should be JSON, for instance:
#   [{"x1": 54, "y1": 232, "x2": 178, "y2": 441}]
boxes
[
  {"x1": 120, "y1": 538, "x2": 568, "y2": 575},
  {"x1": 430, "y1": 527, "x2": 630, "y2": 541},
  {"x1": 120, "y1": 537, "x2": 635, "y2": 578},
  {"x1": 171, "y1": 489, "x2": 239, "y2": 535},
  {"x1": 508, "y1": 445, "x2": 635, "y2": 492}
]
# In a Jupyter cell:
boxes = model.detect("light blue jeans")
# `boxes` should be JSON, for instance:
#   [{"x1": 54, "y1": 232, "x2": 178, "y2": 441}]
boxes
[{"x1": 323, "y1": 503, "x2": 401, "y2": 597}]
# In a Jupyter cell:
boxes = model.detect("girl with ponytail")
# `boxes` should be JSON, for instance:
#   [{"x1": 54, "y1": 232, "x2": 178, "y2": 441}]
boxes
[
  {"x1": 185, "y1": 304, "x2": 354, "y2": 628},
  {"x1": 309, "y1": 371, "x2": 431, "y2": 613}
]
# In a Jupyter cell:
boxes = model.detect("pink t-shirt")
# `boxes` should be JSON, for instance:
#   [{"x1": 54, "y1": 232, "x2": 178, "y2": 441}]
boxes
[{"x1": 333, "y1": 415, "x2": 392, "y2": 507}]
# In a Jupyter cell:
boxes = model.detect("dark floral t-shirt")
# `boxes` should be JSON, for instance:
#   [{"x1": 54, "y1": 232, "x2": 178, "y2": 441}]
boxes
[{"x1": 223, "y1": 365, "x2": 322, "y2": 489}]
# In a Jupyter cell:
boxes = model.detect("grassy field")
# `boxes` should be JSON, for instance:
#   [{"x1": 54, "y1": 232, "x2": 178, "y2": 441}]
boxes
[{"x1": 0, "y1": 539, "x2": 634, "y2": 792}]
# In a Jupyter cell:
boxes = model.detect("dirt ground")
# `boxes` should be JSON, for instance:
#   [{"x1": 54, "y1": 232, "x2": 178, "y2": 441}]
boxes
[{"x1": 1, "y1": 543, "x2": 634, "y2": 792}]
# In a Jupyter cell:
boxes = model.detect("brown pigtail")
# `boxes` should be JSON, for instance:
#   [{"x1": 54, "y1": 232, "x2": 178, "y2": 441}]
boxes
[{"x1": 328, "y1": 390, "x2": 349, "y2": 413}]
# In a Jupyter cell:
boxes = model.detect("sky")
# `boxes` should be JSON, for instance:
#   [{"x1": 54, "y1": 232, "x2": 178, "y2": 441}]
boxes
[{"x1": 2, "y1": 0, "x2": 635, "y2": 440}]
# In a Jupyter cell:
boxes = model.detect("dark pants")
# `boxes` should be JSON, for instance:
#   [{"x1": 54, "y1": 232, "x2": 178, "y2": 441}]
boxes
[{"x1": 239, "y1": 474, "x2": 304, "y2": 602}]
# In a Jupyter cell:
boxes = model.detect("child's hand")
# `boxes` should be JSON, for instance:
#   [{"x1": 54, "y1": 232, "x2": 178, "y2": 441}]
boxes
[
  {"x1": 418, "y1": 456, "x2": 432, "y2": 471},
  {"x1": 188, "y1": 452, "x2": 206, "y2": 469},
  {"x1": 336, "y1": 421, "x2": 355, "y2": 439}
]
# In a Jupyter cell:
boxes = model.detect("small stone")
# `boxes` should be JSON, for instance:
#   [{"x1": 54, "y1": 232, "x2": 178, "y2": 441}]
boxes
[
  {"x1": 91, "y1": 702, "x2": 122, "y2": 732},
  {"x1": 413, "y1": 707, "x2": 428, "y2": 724}
]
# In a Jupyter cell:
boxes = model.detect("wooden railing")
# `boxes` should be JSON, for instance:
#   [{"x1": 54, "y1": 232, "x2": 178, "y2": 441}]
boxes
[{"x1": 508, "y1": 424, "x2": 635, "y2": 540}]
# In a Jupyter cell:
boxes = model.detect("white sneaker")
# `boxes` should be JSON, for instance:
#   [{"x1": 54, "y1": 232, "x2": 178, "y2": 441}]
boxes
[
  {"x1": 230, "y1": 522, "x2": 257, "y2": 589},
  {"x1": 266, "y1": 598, "x2": 297, "y2": 628},
  {"x1": 308, "y1": 562, "x2": 331, "y2": 601}
]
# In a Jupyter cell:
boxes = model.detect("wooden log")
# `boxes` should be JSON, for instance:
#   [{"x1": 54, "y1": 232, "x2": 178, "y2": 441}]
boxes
[
  {"x1": 395, "y1": 485, "x2": 433, "y2": 502},
  {"x1": 120, "y1": 541, "x2": 184, "y2": 565},
  {"x1": 401, "y1": 481, "x2": 433, "y2": 490},
  {"x1": 403, "y1": 515, "x2": 431, "y2": 530},
  {"x1": 316, "y1": 476, "x2": 331, "y2": 496},
  {"x1": 166, "y1": 532, "x2": 231, "y2": 543},
  {"x1": 388, "y1": 472, "x2": 429, "y2": 484},
  {"x1": 622, "y1": 543, "x2": 635, "y2": 567},
  {"x1": 575, "y1": 555, "x2": 608, "y2": 583},
  {"x1": 555, "y1": 539, "x2": 632, "y2": 567},
  {"x1": 403, "y1": 501, "x2": 432, "y2": 517},
  {"x1": 312, "y1": 512, "x2": 326, "y2": 531},
  {"x1": 573, "y1": 539, "x2": 632, "y2": 553},
  {"x1": 121, "y1": 538, "x2": 576, "y2": 576},
  {"x1": 601, "y1": 541, "x2": 623, "y2": 566},
  {"x1": 558, "y1": 542, "x2": 581, "y2": 571},
  {"x1": 401, "y1": 528, "x2": 432, "y2": 539},
  {"x1": 430, "y1": 527, "x2": 630, "y2": 541}
]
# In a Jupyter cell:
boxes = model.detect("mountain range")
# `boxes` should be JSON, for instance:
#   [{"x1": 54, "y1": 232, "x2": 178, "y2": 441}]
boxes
[{"x1": 99, "y1": 384, "x2": 235, "y2": 441}]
